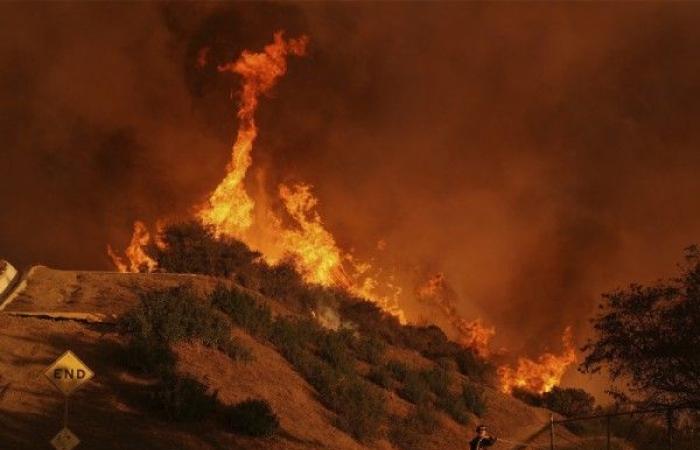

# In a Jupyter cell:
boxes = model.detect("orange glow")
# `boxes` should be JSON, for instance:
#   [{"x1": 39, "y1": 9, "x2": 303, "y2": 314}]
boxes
[
  {"x1": 417, "y1": 273, "x2": 495, "y2": 355},
  {"x1": 107, "y1": 220, "x2": 157, "y2": 273},
  {"x1": 498, "y1": 326, "x2": 576, "y2": 394}
]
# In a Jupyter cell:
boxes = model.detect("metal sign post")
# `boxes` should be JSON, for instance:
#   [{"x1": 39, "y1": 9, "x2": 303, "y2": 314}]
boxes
[
  {"x1": 44, "y1": 350, "x2": 94, "y2": 450},
  {"x1": 549, "y1": 414, "x2": 555, "y2": 450}
]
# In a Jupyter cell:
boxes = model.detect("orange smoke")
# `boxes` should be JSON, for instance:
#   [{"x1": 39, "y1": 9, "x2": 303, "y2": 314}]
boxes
[
  {"x1": 498, "y1": 326, "x2": 576, "y2": 394},
  {"x1": 197, "y1": 31, "x2": 308, "y2": 237},
  {"x1": 416, "y1": 273, "x2": 495, "y2": 355},
  {"x1": 107, "y1": 220, "x2": 157, "y2": 273}
]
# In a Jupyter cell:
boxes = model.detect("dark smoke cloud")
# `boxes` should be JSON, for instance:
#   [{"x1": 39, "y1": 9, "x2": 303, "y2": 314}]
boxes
[{"x1": 2, "y1": 2, "x2": 700, "y2": 393}]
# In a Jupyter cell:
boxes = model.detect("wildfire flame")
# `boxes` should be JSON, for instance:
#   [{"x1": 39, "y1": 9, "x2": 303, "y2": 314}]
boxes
[
  {"x1": 198, "y1": 32, "x2": 308, "y2": 237},
  {"x1": 107, "y1": 32, "x2": 405, "y2": 322},
  {"x1": 416, "y1": 273, "x2": 495, "y2": 356},
  {"x1": 497, "y1": 326, "x2": 576, "y2": 394},
  {"x1": 107, "y1": 220, "x2": 157, "y2": 273},
  {"x1": 276, "y1": 183, "x2": 343, "y2": 285},
  {"x1": 107, "y1": 31, "x2": 576, "y2": 395}
]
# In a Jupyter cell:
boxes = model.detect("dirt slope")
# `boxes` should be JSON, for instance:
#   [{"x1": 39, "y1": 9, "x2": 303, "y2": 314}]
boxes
[{"x1": 0, "y1": 266, "x2": 573, "y2": 450}]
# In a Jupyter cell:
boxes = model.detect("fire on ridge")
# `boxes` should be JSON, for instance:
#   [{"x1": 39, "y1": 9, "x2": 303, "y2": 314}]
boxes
[{"x1": 108, "y1": 31, "x2": 576, "y2": 395}]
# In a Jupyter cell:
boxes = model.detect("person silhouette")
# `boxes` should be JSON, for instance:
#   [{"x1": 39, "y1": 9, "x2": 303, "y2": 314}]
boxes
[{"x1": 469, "y1": 424, "x2": 497, "y2": 450}]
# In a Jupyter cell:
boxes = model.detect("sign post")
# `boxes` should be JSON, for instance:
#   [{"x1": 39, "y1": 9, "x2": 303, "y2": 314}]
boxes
[{"x1": 44, "y1": 350, "x2": 94, "y2": 450}]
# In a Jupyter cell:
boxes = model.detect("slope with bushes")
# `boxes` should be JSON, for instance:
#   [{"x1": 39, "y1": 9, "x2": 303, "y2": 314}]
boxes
[{"x1": 0, "y1": 221, "x2": 580, "y2": 449}]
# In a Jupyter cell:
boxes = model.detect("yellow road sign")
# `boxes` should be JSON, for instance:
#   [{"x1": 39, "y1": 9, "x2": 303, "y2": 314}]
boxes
[
  {"x1": 44, "y1": 351, "x2": 94, "y2": 396},
  {"x1": 50, "y1": 427, "x2": 80, "y2": 450}
]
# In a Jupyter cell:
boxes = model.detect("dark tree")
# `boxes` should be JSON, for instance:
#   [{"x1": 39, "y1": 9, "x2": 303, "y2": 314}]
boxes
[
  {"x1": 581, "y1": 246, "x2": 700, "y2": 409},
  {"x1": 148, "y1": 220, "x2": 261, "y2": 280}
]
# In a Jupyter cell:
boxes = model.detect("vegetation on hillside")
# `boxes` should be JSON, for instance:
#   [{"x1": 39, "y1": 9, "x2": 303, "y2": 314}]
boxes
[
  {"x1": 118, "y1": 220, "x2": 500, "y2": 443},
  {"x1": 111, "y1": 220, "x2": 700, "y2": 448},
  {"x1": 117, "y1": 286, "x2": 282, "y2": 433}
]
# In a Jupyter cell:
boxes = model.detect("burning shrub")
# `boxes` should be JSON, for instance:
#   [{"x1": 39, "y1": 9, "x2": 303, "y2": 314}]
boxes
[
  {"x1": 225, "y1": 398, "x2": 280, "y2": 437},
  {"x1": 151, "y1": 374, "x2": 218, "y2": 422},
  {"x1": 209, "y1": 284, "x2": 273, "y2": 338},
  {"x1": 149, "y1": 220, "x2": 262, "y2": 281}
]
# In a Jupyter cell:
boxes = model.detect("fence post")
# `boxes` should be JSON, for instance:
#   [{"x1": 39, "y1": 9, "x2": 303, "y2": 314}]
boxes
[
  {"x1": 550, "y1": 414, "x2": 555, "y2": 450},
  {"x1": 606, "y1": 415, "x2": 611, "y2": 450},
  {"x1": 667, "y1": 408, "x2": 673, "y2": 450}
]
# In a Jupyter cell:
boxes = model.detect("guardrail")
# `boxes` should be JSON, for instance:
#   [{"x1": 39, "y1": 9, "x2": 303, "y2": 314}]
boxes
[{"x1": 545, "y1": 405, "x2": 695, "y2": 450}]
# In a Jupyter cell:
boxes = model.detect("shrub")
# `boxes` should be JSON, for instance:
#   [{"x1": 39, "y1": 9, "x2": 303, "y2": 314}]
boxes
[
  {"x1": 512, "y1": 386, "x2": 543, "y2": 407},
  {"x1": 151, "y1": 374, "x2": 217, "y2": 422},
  {"x1": 119, "y1": 286, "x2": 252, "y2": 371},
  {"x1": 331, "y1": 378, "x2": 386, "y2": 441},
  {"x1": 422, "y1": 366, "x2": 451, "y2": 398},
  {"x1": 218, "y1": 337, "x2": 254, "y2": 363},
  {"x1": 270, "y1": 316, "x2": 323, "y2": 353},
  {"x1": 409, "y1": 401, "x2": 439, "y2": 433},
  {"x1": 339, "y1": 299, "x2": 404, "y2": 345},
  {"x1": 273, "y1": 323, "x2": 385, "y2": 442},
  {"x1": 385, "y1": 360, "x2": 409, "y2": 382},
  {"x1": 149, "y1": 220, "x2": 262, "y2": 279},
  {"x1": 513, "y1": 386, "x2": 594, "y2": 419},
  {"x1": 400, "y1": 371, "x2": 431, "y2": 405},
  {"x1": 455, "y1": 348, "x2": 494, "y2": 383},
  {"x1": 123, "y1": 337, "x2": 175, "y2": 375},
  {"x1": 226, "y1": 399, "x2": 280, "y2": 437},
  {"x1": 120, "y1": 286, "x2": 231, "y2": 348},
  {"x1": 389, "y1": 402, "x2": 438, "y2": 450},
  {"x1": 367, "y1": 365, "x2": 392, "y2": 389},
  {"x1": 544, "y1": 387, "x2": 595, "y2": 418},
  {"x1": 353, "y1": 334, "x2": 386, "y2": 365},
  {"x1": 462, "y1": 382, "x2": 487, "y2": 417},
  {"x1": 438, "y1": 393, "x2": 470, "y2": 424},
  {"x1": 209, "y1": 284, "x2": 272, "y2": 337},
  {"x1": 258, "y1": 259, "x2": 307, "y2": 306},
  {"x1": 318, "y1": 329, "x2": 356, "y2": 373}
]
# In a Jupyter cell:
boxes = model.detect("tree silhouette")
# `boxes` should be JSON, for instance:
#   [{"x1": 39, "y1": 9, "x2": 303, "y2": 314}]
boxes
[{"x1": 581, "y1": 246, "x2": 700, "y2": 409}]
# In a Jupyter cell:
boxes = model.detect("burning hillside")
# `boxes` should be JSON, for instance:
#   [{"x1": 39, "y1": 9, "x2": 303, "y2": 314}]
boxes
[{"x1": 108, "y1": 30, "x2": 576, "y2": 394}]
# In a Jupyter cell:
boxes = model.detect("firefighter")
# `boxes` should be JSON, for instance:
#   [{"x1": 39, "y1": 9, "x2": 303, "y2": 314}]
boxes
[{"x1": 469, "y1": 424, "x2": 498, "y2": 450}]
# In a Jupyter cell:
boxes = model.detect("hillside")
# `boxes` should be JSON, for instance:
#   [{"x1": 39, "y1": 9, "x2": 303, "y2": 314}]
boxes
[{"x1": 0, "y1": 266, "x2": 572, "y2": 450}]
